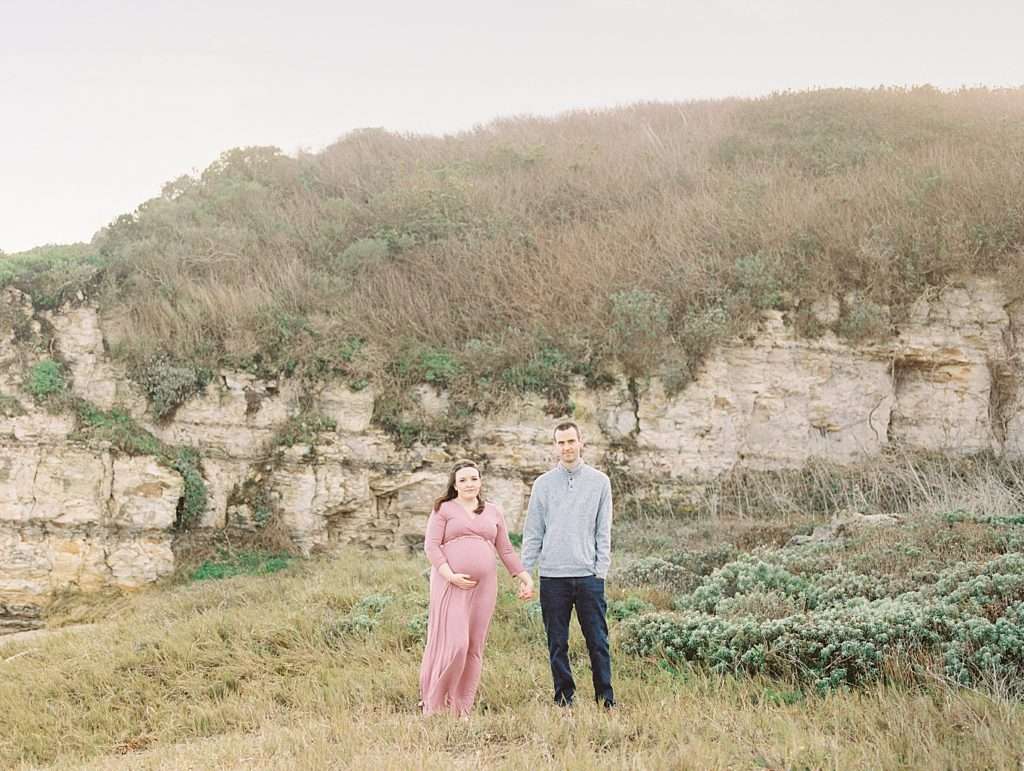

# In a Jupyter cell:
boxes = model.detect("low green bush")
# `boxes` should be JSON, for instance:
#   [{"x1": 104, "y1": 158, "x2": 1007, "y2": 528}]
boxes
[
  {"x1": 621, "y1": 551, "x2": 1024, "y2": 694},
  {"x1": 608, "y1": 596, "x2": 656, "y2": 622},
  {"x1": 677, "y1": 557, "x2": 818, "y2": 614},
  {"x1": 733, "y1": 254, "x2": 786, "y2": 312},
  {"x1": 405, "y1": 610, "x2": 429, "y2": 644},
  {"x1": 131, "y1": 352, "x2": 213, "y2": 420},
  {"x1": 944, "y1": 602, "x2": 1024, "y2": 687},
  {"x1": 837, "y1": 298, "x2": 891, "y2": 342},
  {"x1": 391, "y1": 344, "x2": 462, "y2": 388},
  {"x1": 618, "y1": 557, "x2": 697, "y2": 593},
  {"x1": 172, "y1": 448, "x2": 207, "y2": 529},
  {"x1": 667, "y1": 545, "x2": 740, "y2": 576},
  {"x1": 500, "y1": 344, "x2": 575, "y2": 409},
  {"x1": 336, "y1": 238, "x2": 390, "y2": 270},
  {"x1": 74, "y1": 402, "x2": 163, "y2": 455},
  {"x1": 322, "y1": 594, "x2": 394, "y2": 643},
  {"x1": 25, "y1": 359, "x2": 67, "y2": 400},
  {"x1": 190, "y1": 552, "x2": 293, "y2": 581},
  {"x1": 608, "y1": 289, "x2": 669, "y2": 378},
  {"x1": 270, "y1": 412, "x2": 338, "y2": 450}
]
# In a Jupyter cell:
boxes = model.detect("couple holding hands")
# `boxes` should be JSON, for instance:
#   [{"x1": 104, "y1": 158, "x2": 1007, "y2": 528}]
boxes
[{"x1": 419, "y1": 421, "x2": 615, "y2": 717}]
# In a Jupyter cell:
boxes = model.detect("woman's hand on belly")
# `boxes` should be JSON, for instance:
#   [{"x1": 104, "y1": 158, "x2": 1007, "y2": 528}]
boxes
[
  {"x1": 448, "y1": 573, "x2": 478, "y2": 589},
  {"x1": 439, "y1": 563, "x2": 478, "y2": 589}
]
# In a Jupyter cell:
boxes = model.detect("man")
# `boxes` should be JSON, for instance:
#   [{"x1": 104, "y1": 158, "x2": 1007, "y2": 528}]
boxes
[{"x1": 520, "y1": 420, "x2": 614, "y2": 708}]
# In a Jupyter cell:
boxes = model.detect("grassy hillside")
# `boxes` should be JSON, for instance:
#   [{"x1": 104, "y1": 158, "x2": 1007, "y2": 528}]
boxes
[
  {"x1": 5, "y1": 87, "x2": 1024, "y2": 426},
  {"x1": 3, "y1": 501, "x2": 1024, "y2": 769}
]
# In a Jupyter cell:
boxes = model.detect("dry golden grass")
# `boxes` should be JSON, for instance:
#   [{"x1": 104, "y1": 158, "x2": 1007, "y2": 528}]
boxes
[
  {"x1": 3, "y1": 536, "x2": 1024, "y2": 770},
  {"x1": 81, "y1": 86, "x2": 1024, "y2": 395},
  {"x1": 695, "y1": 450, "x2": 1024, "y2": 520}
]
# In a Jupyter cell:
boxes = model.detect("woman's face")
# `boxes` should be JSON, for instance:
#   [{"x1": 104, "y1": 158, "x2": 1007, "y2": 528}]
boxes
[{"x1": 453, "y1": 465, "x2": 481, "y2": 499}]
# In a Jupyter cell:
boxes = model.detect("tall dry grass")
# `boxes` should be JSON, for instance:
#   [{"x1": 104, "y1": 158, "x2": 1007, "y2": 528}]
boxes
[
  {"x1": 3, "y1": 527, "x2": 1024, "y2": 770},
  {"x1": 87, "y1": 87, "x2": 1024, "y2": 392},
  {"x1": 612, "y1": 450, "x2": 1024, "y2": 532},
  {"x1": 697, "y1": 450, "x2": 1024, "y2": 520}
]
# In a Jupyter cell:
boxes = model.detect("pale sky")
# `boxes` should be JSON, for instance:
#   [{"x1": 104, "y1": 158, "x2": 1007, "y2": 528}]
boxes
[{"x1": 1, "y1": 0, "x2": 1021, "y2": 253}]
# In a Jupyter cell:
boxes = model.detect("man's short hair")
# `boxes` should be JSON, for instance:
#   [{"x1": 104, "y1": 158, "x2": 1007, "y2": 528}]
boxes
[{"x1": 552, "y1": 420, "x2": 582, "y2": 440}]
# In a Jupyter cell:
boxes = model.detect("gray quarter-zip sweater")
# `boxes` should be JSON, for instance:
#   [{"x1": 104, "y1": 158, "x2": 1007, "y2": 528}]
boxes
[{"x1": 520, "y1": 461, "x2": 613, "y2": 578}]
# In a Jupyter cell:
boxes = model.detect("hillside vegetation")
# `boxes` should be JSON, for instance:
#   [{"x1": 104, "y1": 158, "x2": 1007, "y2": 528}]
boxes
[
  {"x1": 4, "y1": 87, "x2": 1024, "y2": 424},
  {"x1": 3, "y1": 504, "x2": 1024, "y2": 769}
]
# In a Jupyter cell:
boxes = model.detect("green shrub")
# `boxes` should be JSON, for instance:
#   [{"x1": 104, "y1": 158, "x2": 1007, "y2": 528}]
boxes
[
  {"x1": 501, "y1": 343, "x2": 577, "y2": 410},
  {"x1": 622, "y1": 551, "x2": 1024, "y2": 693},
  {"x1": 322, "y1": 594, "x2": 394, "y2": 644},
  {"x1": 190, "y1": 551, "x2": 293, "y2": 581},
  {"x1": 733, "y1": 254, "x2": 785, "y2": 311},
  {"x1": 665, "y1": 305, "x2": 732, "y2": 392},
  {"x1": 944, "y1": 602, "x2": 1024, "y2": 688},
  {"x1": 421, "y1": 350, "x2": 461, "y2": 387},
  {"x1": 25, "y1": 359, "x2": 67, "y2": 399},
  {"x1": 667, "y1": 545, "x2": 740, "y2": 576},
  {"x1": 928, "y1": 555, "x2": 1024, "y2": 612},
  {"x1": 618, "y1": 557, "x2": 696, "y2": 593},
  {"x1": 270, "y1": 412, "x2": 338, "y2": 450},
  {"x1": 621, "y1": 597, "x2": 938, "y2": 691},
  {"x1": 373, "y1": 183, "x2": 474, "y2": 247},
  {"x1": 678, "y1": 558, "x2": 818, "y2": 614},
  {"x1": 405, "y1": 610, "x2": 429, "y2": 643},
  {"x1": 620, "y1": 611, "x2": 781, "y2": 675},
  {"x1": 608, "y1": 596, "x2": 656, "y2": 622},
  {"x1": 132, "y1": 353, "x2": 213, "y2": 420},
  {"x1": 837, "y1": 298, "x2": 891, "y2": 342},
  {"x1": 172, "y1": 448, "x2": 208, "y2": 529},
  {"x1": 336, "y1": 238, "x2": 390, "y2": 270},
  {"x1": 73, "y1": 402, "x2": 163, "y2": 456},
  {"x1": 0, "y1": 243, "x2": 103, "y2": 309},
  {"x1": 392, "y1": 344, "x2": 462, "y2": 388},
  {"x1": 336, "y1": 336, "x2": 365, "y2": 363},
  {"x1": 609, "y1": 289, "x2": 670, "y2": 378},
  {"x1": 226, "y1": 476, "x2": 275, "y2": 529},
  {"x1": 716, "y1": 589, "x2": 804, "y2": 621}
]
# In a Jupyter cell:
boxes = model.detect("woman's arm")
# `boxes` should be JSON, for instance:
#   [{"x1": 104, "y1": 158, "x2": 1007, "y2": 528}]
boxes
[
  {"x1": 424, "y1": 506, "x2": 477, "y2": 589},
  {"x1": 424, "y1": 508, "x2": 448, "y2": 569}
]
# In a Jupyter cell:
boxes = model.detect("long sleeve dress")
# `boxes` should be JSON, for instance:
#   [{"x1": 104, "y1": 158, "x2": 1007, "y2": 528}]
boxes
[{"x1": 419, "y1": 499, "x2": 525, "y2": 717}]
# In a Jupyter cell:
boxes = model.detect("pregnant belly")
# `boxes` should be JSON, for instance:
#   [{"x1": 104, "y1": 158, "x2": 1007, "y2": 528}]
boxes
[{"x1": 442, "y1": 537, "x2": 495, "y2": 578}]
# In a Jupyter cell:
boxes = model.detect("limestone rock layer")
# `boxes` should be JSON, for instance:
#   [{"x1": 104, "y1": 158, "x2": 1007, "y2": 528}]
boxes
[{"x1": 1, "y1": 279, "x2": 1022, "y2": 631}]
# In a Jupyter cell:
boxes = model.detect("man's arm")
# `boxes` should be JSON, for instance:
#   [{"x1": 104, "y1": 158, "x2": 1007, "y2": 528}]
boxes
[
  {"x1": 520, "y1": 480, "x2": 546, "y2": 572},
  {"x1": 594, "y1": 477, "x2": 612, "y2": 578}
]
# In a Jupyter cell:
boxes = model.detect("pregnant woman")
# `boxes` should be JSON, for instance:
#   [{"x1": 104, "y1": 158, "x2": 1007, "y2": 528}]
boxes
[{"x1": 420, "y1": 459, "x2": 533, "y2": 717}]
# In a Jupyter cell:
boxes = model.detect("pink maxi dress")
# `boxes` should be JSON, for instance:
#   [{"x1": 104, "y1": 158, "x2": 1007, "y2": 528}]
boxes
[{"x1": 420, "y1": 500, "x2": 525, "y2": 716}]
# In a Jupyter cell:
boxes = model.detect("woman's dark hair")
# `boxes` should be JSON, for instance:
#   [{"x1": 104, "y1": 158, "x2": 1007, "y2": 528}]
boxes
[{"x1": 433, "y1": 459, "x2": 486, "y2": 514}]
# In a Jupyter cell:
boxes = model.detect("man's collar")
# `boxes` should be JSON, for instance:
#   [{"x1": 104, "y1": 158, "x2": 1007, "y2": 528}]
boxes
[{"x1": 559, "y1": 459, "x2": 584, "y2": 473}]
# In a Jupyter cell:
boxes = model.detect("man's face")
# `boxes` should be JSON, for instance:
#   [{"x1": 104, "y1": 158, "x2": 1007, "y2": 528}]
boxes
[{"x1": 553, "y1": 427, "x2": 582, "y2": 465}]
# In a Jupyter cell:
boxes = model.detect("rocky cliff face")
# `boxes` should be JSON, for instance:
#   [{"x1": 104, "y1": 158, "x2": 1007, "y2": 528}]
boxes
[{"x1": 1, "y1": 279, "x2": 1022, "y2": 632}]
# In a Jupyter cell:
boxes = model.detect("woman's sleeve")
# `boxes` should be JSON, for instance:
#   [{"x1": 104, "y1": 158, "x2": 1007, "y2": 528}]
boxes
[
  {"x1": 424, "y1": 508, "x2": 448, "y2": 569},
  {"x1": 494, "y1": 506, "x2": 526, "y2": 576}
]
